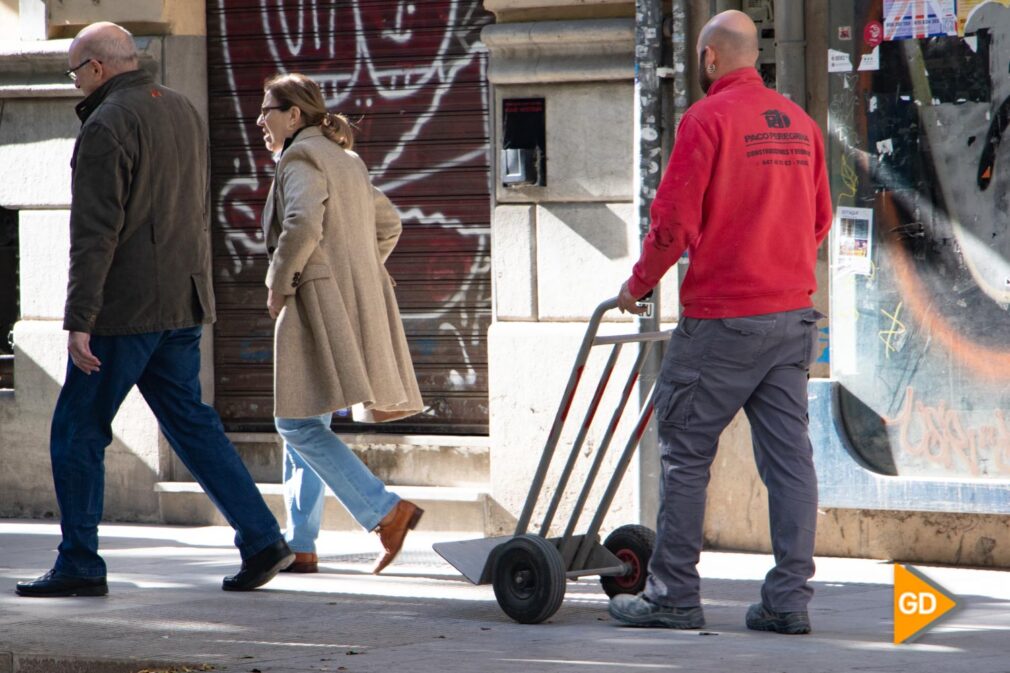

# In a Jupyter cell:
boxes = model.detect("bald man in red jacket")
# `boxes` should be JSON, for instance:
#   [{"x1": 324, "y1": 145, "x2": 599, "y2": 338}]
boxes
[{"x1": 610, "y1": 10, "x2": 832, "y2": 635}]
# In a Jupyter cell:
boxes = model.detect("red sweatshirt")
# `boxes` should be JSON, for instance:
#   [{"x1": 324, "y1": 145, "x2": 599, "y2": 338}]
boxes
[{"x1": 627, "y1": 68, "x2": 832, "y2": 318}]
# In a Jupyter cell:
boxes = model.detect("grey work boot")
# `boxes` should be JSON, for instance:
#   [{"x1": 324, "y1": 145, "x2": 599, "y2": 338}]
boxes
[
  {"x1": 608, "y1": 593, "x2": 705, "y2": 629},
  {"x1": 745, "y1": 603, "x2": 811, "y2": 634}
]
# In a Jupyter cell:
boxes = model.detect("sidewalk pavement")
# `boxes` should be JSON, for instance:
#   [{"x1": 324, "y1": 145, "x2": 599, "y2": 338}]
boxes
[{"x1": 1, "y1": 520, "x2": 1009, "y2": 673}]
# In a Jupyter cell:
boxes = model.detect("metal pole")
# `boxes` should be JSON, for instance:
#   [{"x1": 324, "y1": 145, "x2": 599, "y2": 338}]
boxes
[
  {"x1": 635, "y1": 0, "x2": 664, "y2": 530},
  {"x1": 636, "y1": 0, "x2": 664, "y2": 251},
  {"x1": 670, "y1": 1, "x2": 690, "y2": 133},
  {"x1": 669, "y1": 0, "x2": 690, "y2": 324},
  {"x1": 775, "y1": 0, "x2": 807, "y2": 107}
]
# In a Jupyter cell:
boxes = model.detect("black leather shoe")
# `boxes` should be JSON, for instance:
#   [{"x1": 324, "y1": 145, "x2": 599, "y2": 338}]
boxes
[
  {"x1": 222, "y1": 540, "x2": 294, "y2": 591},
  {"x1": 745, "y1": 602, "x2": 811, "y2": 634},
  {"x1": 16, "y1": 570, "x2": 108, "y2": 598}
]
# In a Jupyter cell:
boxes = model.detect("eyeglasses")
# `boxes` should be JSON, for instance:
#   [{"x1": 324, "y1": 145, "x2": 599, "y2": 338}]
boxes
[
  {"x1": 260, "y1": 105, "x2": 290, "y2": 117},
  {"x1": 65, "y1": 58, "x2": 100, "y2": 82}
]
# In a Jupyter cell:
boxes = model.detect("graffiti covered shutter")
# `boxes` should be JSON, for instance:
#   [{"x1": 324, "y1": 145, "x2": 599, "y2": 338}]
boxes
[{"x1": 207, "y1": 1, "x2": 492, "y2": 434}]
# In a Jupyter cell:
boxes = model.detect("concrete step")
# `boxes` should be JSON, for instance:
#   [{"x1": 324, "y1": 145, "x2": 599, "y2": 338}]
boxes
[
  {"x1": 170, "y1": 433, "x2": 490, "y2": 487},
  {"x1": 155, "y1": 482, "x2": 490, "y2": 533}
]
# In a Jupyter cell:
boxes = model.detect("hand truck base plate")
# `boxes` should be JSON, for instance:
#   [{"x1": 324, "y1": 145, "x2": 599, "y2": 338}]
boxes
[{"x1": 434, "y1": 534, "x2": 626, "y2": 585}]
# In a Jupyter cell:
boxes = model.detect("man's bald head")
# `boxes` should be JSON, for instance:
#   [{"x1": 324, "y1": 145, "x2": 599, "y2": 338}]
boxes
[
  {"x1": 70, "y1": 22, "x2": 139, "y2": 74},
  {"x1": 68, "y1": 22, "x2": 139, "y2": 96},
  {"x1": 699, "y1": 10, "x2": 760, "y2": 64},
  {"x1": 697, "y1": 10, "x2": 759, "y2": 92}
]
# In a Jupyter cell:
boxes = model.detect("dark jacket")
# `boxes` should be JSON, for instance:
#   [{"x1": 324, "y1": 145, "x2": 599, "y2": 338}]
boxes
[{"x1": 65, "y1": 69, "x2": 214, "y2": 334}]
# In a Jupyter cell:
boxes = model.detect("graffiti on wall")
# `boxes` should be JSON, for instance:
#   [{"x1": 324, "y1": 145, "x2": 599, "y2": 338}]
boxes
[
  {"x1": 888, "y1": 386, "x2": 1010, "y2": 477},
  {"x1": 828, "y1": 0, "x2": 1010, "y2": 479},
  {"x1": 207, "y1": 1, "x2": 492, "y2": 430}
]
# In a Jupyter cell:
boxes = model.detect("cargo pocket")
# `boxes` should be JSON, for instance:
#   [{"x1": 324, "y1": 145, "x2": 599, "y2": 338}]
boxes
[
  {"x1": 801, "y1": 309, "x2": 824, "y2": 367},
  {"x1": 655, "y1": 368, "x2": 701, "y2": 430}
]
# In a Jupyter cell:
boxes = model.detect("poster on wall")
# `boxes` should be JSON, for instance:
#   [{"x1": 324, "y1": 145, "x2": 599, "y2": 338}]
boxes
[
  {"x1": 836, "y1": 207, "x2": 874, "y2": 275},
  {"x1": 883, "y1": 0, "x2": 959, "y2": 40}
]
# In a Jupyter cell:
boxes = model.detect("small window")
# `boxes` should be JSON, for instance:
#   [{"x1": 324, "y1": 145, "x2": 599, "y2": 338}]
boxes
[{"x1": 0, "y1": 206, "x2": 18, "y2": 390}]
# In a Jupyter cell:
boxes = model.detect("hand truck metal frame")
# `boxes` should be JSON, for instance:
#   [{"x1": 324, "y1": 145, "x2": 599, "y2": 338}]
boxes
[{"x1": 434, "y1": 297, "x2": 672, "y2": 623}]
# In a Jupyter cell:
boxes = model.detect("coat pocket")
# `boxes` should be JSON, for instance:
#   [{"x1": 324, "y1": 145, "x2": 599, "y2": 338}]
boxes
[
  {"x1": 654, "y1": 367, "x2": 701, "y2": 430},
  {"x1": 295, "y1": 263, "x2": 332, "y2": 287}
]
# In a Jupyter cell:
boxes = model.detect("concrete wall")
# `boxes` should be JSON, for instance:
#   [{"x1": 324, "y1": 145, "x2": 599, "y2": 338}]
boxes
[
  {"x1": 0, "y1": 1, "x2": 18, "y2": 39},
  {"x1": 483, "y1": 1, "x2": 692, "y2": 537},
  {"x1": 0, "y1": 0, "x2": 207, "y2": 522},
  {"x1": 45, "y1": 0, "x2": 206, "y2": 38}
]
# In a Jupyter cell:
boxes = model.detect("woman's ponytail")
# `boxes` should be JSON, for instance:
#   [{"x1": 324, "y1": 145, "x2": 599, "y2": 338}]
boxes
[{"x1": 321, "y1": 112, "x2": 355, "y2": 150}]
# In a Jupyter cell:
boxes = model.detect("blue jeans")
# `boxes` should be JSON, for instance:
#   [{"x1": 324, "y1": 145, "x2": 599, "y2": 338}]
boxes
[
  {"x1": 50, "y1": 326, "x2": 283, "y2": 578},
  {"x1": 276, "y1": 413, "x2": 399, "y2": 553}
]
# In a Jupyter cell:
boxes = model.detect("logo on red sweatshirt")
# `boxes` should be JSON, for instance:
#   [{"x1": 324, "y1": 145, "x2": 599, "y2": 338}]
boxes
[{"x1": 762, "y1": 109, "x2": 791, "y2": 128}]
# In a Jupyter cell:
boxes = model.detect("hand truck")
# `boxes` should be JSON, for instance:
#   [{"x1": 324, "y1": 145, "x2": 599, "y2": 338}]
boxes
[{"x1": 434, "y1": 296, "x2": 672, "y2": 623}]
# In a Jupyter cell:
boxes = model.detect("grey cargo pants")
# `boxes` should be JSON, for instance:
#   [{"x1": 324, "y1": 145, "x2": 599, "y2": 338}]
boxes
[{"x1": 644, "y1": 308, "x2": 821, "y2": 612}]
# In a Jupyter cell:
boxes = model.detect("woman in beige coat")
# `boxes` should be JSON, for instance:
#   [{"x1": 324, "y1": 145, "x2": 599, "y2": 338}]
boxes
[{"x1": 257, "y1": 73, "x2": 424, "y2": 575}]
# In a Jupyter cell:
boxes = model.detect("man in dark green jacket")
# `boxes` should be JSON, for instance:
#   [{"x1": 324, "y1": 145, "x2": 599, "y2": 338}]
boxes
[{"x1": 16, "y1": 21, "x2": 293, "y2": 598}]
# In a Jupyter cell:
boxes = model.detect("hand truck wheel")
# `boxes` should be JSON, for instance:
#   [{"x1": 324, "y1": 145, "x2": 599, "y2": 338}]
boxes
[
  {"x1": 492, "y1": 534, "x2": 566, "y2": 624},
  {"x1": 600, "y1": 524, "x2": 655, "y2": 598}
]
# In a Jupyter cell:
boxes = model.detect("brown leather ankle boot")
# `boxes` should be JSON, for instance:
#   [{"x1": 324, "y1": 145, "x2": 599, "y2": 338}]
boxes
[
  {"x1": 372, "y1": 500, "x2": 424, "y2": 574},
  {"x1": 280, "y1": 551, "x2": 318, "y2": 574}
]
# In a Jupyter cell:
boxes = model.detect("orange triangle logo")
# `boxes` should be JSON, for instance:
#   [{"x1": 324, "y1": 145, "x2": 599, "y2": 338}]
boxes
[{"x1": 893, "y1": 564, "x2": 958, "y2": 644}]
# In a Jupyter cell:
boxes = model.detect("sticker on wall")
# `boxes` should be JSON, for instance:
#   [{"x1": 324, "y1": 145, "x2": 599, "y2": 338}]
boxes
[
  {"x1": 858, "y1": 46, "x2": 881, "y2": 71},
  {"x1": 839, "y1": 25, "x2": 853, "y2": 40},
  {"x1": 883, "y1": 0, "x2": 958, "y2": 41},
  {"x1": 837, "y1": 207, "x2": 874, "y2": 276},
  {"x1": 864, "y1": 20, "x2": 884, "y2": 47},
  {"x1": 828, "y1": 49, "x2": 854, "y2": 72}
]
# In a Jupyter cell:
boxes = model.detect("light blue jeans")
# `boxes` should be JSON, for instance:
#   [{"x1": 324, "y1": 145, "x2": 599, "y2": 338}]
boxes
[{"x1": 275, "y1": 413, "x2": 400, "y2": 554}]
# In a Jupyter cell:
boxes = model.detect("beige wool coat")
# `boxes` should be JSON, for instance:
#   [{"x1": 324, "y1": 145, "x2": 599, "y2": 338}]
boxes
[{"x1": 262, "y1": 125, "x2": 424, "y2": 422}]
